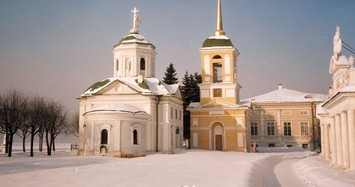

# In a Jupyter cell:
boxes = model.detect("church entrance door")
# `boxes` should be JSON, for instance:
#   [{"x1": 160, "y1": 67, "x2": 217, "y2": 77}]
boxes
[
  {"x1": 212, "y1": 123, "x2": 224, "y2": 151},
  {"x1": 215, "y1": 135, "x2": 223, "y2": 151}
]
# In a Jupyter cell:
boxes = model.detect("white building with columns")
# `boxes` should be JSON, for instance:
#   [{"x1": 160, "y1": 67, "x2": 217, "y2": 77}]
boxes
[
  {"x1": 318, "y1": 26, "x2": 355, "y2": 169},
  {"x1": 78, "y1": 8, "x2": 183, "y2": 157}
]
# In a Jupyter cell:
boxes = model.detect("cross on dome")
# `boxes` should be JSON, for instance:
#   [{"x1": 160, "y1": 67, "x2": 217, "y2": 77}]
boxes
[{"x1": 130, "y1": 7, "x2": 141, "y2": 34}]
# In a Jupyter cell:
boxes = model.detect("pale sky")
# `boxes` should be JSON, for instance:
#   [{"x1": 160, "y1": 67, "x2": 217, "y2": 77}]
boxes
[{"x1": 1, "y1": 0, "x2": 355, "y2": 113}]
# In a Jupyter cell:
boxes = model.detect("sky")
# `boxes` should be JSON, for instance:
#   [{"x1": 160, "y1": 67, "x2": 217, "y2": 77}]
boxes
[{"x1": 1, "y1": 0, "x2": 355, "y2": 113}]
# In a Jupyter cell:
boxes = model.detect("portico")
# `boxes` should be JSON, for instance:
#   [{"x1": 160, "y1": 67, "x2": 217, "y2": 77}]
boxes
[{"x1": 318, "y1": 26, "x2": 355, "y2": 169}]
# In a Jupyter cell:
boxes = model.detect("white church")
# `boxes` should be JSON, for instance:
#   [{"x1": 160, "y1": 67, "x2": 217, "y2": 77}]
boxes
[{"x1": 78, "y1": 8, "x2": 183, "y2": 157}]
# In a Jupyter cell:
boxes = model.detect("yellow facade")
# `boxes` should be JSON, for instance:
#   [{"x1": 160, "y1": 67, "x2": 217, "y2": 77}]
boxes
[
  {"x1": 190, "y1": 108, "x2": 249, "y2": 152},
  {"x1": 188, "y1": 0, "x2": 248, "y2": 152},
  {"x1": 249, "y1": 102, "x2": 319, "y2": 150}
]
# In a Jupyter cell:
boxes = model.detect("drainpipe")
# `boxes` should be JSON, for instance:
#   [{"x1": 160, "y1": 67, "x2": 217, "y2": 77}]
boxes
[{"x1": 156, "y1": 95, "x2": 163, "y2": 152}]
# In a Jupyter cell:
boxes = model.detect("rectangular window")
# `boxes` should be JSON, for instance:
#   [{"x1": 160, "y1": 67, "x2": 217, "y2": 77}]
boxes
[
  {"x1": 283, "y1": 122, "x2": 291, "y2": 136},
  {"x1": 213, "y1": 63, "x2": 223, "y2": 83},
  {"x1": 267, "y1": 122, "x2": 275, "y2": 136},
  {"x1": 213, "y1": 88, "x2": 222, "y2": 97},
  {"x1": 251, "y1": 122, "x2": 258, "y2": 136},
  {"x1": 268, "y1": 143, "x2": 275, "y2": 147},
  {"x1": 171, "y1": 108, "x2": 173, "y2": 119},
  {"x1": 300, "y1": 122, "x2": 309, "y2": 136},
  {"x1": 299, "y1": 110, "x2": 309, "y2": 115}
]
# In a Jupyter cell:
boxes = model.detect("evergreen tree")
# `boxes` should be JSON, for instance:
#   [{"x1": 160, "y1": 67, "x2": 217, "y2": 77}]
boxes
[
  {"x1": 181, "y1": 71, "x2": 192, "y2": 109},
  {"x1": 181, "y1": 71, "x2": 202, "y2": 141},
  {"x1": 162, "y1": 63, "x2": 178, "y2": 85}
]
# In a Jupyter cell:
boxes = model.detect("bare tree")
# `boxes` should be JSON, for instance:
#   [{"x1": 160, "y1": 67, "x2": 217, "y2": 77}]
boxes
[
  {"x1": 44, "y1": 101, "x2": 68, "y2": 155},
  {"x1": 27, "y1": 96, "x2": 46, "y2": 157},
  {"x1": 16, "y1": 108, "x2": 30, "y2": 152},
  {"x1": 0, "y1": 90, "x2": 27, "y2": 157},
  {"x1": 64, "y1": 112, "x2": 79, "y2": 137}
]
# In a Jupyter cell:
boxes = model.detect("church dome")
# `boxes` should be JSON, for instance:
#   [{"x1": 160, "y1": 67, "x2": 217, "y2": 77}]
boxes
[
  {"x1": 202, "y1": 35, "x2": 234, "y2": 48},
  {"x1": 115, "y1": 33, "x2": 150, "y2": 46}
]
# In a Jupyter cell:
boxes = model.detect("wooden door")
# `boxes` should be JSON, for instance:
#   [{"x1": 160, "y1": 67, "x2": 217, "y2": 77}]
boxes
[{"x1": 215, "y1": 135, "x2": 223, "y2": 151}]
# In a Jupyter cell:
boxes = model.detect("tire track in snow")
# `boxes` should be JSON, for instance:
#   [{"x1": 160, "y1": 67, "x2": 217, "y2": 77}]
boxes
[
  {"x1": 249, "y1": 154, "x2": 282, "y2": 187},
  {"x1": 249, "y1": 153, "x2": 313, "y2": 187}
]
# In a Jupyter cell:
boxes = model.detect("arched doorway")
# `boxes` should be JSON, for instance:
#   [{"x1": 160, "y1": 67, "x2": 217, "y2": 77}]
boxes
[{"x1": 211, "y1": 122, "x2": 224, "y2": 151}]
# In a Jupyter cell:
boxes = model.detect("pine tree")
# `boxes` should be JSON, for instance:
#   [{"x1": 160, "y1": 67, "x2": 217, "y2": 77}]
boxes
[
  {"x1": 181, "y1": 71, "x2": 202, "y2": 141},
  {"x1": 162, "y1": 63, "x2": 178, "y2": 85},
  {"x1": 181, "y1": 71, "x2": 192, "y2": 109}
]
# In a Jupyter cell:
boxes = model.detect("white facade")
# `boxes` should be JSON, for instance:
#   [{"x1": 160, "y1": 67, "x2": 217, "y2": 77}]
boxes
[
  {"x1": 318, "y1": 26, "x2": 355, "y2": 169},
  {"x1": 78, "y1": 8, "x2": 183, "y2": 157}
]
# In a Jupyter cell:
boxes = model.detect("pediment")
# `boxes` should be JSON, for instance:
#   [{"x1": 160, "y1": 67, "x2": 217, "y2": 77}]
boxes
[
  {"x1": 200, "y1": 99, "x2": 238, "y2": 108},
  {"x1": 98, "y1": 80, "x2": 140, "y2": 95}
]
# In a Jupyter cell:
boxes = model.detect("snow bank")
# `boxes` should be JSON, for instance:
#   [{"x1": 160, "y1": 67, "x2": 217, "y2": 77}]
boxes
[{"x1": 294, "y1": 155, "x2": 355, "y2": 186}]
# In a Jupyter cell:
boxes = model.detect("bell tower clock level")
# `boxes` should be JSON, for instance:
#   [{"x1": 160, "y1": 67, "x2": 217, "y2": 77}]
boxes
[{"x1": 199, "y1": 0, "x2": 240, "y2": 105}]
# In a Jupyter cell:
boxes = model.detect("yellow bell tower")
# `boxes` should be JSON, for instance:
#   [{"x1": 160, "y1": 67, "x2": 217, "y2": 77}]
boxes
[
  {"x1": 199, "y1": 0, "x2": 240, "y2": 105},
  {"x1": 189, "y1": 0, "x2": 248, "y2": 153}
]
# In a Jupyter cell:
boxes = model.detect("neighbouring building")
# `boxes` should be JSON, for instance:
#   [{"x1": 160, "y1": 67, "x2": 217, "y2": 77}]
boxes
[
  {"x1": 243, "y1": 84, "x2": 325, "y2": 150},
  {"x1": 318, "y1": 26, "x2": 355, "y2": 169},
  {"x1": 78, "y1": 8, "x2": 183, "y2": 157}
]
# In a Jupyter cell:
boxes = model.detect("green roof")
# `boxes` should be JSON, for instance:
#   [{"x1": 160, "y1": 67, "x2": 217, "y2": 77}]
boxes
[
  {"x1": 202, "y1": 38, "x2": 234, "y2": 48},
  {"x1": 85, "y1": 79, "x2": 111, "y2": 92},
  {"x1": 118, "y1": 34, "x2": 147, "y2": 45}
]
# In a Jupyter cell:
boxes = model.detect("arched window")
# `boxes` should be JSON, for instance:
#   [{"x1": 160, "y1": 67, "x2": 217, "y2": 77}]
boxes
[
  {"x1": 101, "y1": 129, "x2": 108, "y2": 144},
  {"x1": 133, "y1": 129, "x2": 138, "y2": 145},
  {"x1": 140, "y1": 58, "x2": 146, "y2": 70},
  {"x1": 213, "y1": 55, "x2": 222, "y2": 59},
  {"x1": 213, "y1": 63, "x2": 223, "y2": 83},
  {"x1": 116, "y1": 59, "x2": 119, "y2": 71}
]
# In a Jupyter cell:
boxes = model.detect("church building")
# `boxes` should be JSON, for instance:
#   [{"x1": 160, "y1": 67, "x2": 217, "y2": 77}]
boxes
[{"x1": 78, "y1": 8, "x2": 183, "y2": 157}]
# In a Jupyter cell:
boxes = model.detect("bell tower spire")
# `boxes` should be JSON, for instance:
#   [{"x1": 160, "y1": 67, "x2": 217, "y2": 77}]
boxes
[{"x1": 215, "y1": 0, "x2": 225, "y2": 36}]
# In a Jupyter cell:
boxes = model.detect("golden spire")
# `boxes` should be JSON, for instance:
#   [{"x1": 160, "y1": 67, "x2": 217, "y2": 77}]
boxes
[{"x1": 215, "y1": 0, "x2": 225, "y2": 36}]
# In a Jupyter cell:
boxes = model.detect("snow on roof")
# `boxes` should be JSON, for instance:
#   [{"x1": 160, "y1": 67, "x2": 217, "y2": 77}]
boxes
[
  {"x1": 83, "y1": 78, "x2": 116, "y2": 96},
  {"x1": 339, "y1": 85, "x2": 355, "y2": 92},
  {"x1": 334, "y1": 55, "x2": 350, "y2": 66},
  {"x1": 161, "y1": 82, "x2": 179, "y2": 94},
  {"x1": 117, "y1": 34, "x2": 150, "y2": 45},
  {"x1": 316, "y1": 103, "x2": 327, "y2": 115},
  {"x1": 208, "y1": 35, "x2": 230, "y2": 40},
  {"x1": 85, "y1": 104, "x2": 146, "y2": 114},
  {"x1": 242, "y1": 86, "x2": 326, "y2": 105},
  {"x1": 188, "y1": 102, "x2": 201, "y2": 109},
  {"x1": 81, "y1": 77, "x2": 179, "y2": 97}
]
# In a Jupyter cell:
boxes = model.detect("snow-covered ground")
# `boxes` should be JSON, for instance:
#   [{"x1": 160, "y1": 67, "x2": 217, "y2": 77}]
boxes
[{"x1": 1, "y1": 148, "x2": 355, "y2": 187}]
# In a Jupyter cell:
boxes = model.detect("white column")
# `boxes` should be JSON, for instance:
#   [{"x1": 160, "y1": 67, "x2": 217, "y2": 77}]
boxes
[
  {"x1": 277, "y1": 110, "x2": 281, "y2": 137},
  {"x1": 341, "y1": 112, "x2": 350, "y2": 169},
  {"x1": 324, "y1": 124, "x2": 331, "y2": 160},
  {"x1": 335, "y1": 114, "x2": 343, "y2": 168},
  {"x1": 347, "y1": 110, "x2": 355, "y2": 170},
  {"x1": 330, "y1": 117, "x2": 337, "y2": 165},
  {"x1": 320, "y1": 124, "x2": 325, "y2": 158}
]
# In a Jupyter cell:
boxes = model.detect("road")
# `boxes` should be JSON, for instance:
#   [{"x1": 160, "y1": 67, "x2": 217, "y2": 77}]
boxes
[{"x1": 250, "y1": 154, "x2": 309, "y2": 187}]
